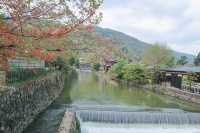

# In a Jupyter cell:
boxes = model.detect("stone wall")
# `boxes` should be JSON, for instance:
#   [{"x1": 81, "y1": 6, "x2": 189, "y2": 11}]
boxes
[
  {"x1": 58, "y1": 112, "x2": 77, "y2": 133},
  {"x1": 158, "y1": 86, "x2": 200, "y2": 104},
  {"x1": 0, "y1": 72, "x2": 65, "y2": 133}
]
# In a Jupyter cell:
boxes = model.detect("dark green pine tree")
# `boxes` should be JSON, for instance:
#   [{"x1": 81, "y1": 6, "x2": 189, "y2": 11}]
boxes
[
  {"x1": 177, "y1": 56, "x2": 188, "y2": 65},
  {"x1": 194, "y1": 52, "x2": 200, "y2": 66}
]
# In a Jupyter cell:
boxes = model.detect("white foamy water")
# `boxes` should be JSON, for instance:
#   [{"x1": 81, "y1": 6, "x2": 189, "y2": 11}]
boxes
[{"x1": 81, "y1": 123, "x2": 200, "y2": 133}]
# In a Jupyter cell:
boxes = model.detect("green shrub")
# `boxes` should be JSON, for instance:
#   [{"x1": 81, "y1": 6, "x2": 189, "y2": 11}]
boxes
[
  {"x1": 68, "y1": 57, "x2": 76, "y2": 66},
  {"x1": 68, "y1": 57, "x2": 79, "y2": 68},
  {"x1": 50, "y1": 57, "x2": 69, "y2": 71},
  {"x1": 108, "y1": 59, "x2": 127, "y2": 79},
  {"x1": 75, "y1": 117, "x2": 81, "y2": 133},
  {"x1": 93, "y1": 63, "x2": 101, "y2": 71},
  {"x1": 122, "y1": 64, "x2": 148, "y2": 84}
]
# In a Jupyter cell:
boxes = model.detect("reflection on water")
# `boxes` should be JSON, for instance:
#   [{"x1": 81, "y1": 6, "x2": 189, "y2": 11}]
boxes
[
  {"x1": 69, "y1": 71, "x2": 200, "y2": 111},
  {"x1": 23, "y1": 109, "x2": 65, "y2": 133}
]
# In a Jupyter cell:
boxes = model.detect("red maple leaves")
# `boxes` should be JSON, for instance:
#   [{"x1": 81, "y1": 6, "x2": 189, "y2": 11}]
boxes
[
  {"x1": 0, "y1": 0, "x2": 102, "y2": 70},
  {"x1": 31, "y1": 49, "x2": 55, "y2": 61}
]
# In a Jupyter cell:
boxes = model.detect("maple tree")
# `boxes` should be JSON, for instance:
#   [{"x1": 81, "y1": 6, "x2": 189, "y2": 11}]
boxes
[{"x1": 0, "y1": 0, "x2": 103, "y2": 70}]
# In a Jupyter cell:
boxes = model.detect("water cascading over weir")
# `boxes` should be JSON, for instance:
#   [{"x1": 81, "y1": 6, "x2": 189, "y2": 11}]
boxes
[{"x1": 66, "y1": 105, "x2": 200, "y2": 125}]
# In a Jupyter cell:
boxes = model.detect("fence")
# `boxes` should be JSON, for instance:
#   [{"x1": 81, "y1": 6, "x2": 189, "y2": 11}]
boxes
[
  {"x1": 182, "y1": 83, "x2": 200, "y2": 95},
  {"x1": 6, "y1": 68, "x2": 49, "y2": 84},
  {"x1": 8, "y1": 57, "x2": 45, "y2": 69},
  {"x1": 160, "y1": 81, "x2": 200, "y2": 95},
  {"x1": 0, "y1": 71, "x2": 6, "y2": 85}
]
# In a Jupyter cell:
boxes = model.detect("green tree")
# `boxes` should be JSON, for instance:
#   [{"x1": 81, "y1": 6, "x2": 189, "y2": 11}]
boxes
[
  {"x1": 68, "y1": 57, "x2": 76, "y2": 66},
  {"x1": 0, "y1": 13, "x2": 5, "y2": 25},
  {"x1": 108, "y1": 59, "x2": 127, "y2": 79},
  {"x1": 0, "y1": 0, "x2": 103, "y2": 71},
  {"x1": 68, "y1": 57, "x2": 79, "y2": 67},
  {"x1": 177, "y1": 56, "x2": 188, "y2": 65},
  {"x1": 93, "y1": 63, "x2": 101, "y2": 71},
  {"x1": 194, "y1": 52, "x2": 200, "y2": 66},
  {"x1": 141, "y1": 43, "x2": 174, "y2": 69},
  {"x1": 50, "y1": 57, "x2": 68, "y2": 70},
  {"x1": 166, "y1": 56, "x2": 176, "y2": 67},
  {"x1": 122, "y1": 64, "x2": 147, "y2": 84}
]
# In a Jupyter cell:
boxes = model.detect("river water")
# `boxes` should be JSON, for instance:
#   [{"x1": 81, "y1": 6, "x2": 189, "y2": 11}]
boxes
[
  {"x1": 24, "y1": 70, "x2": 200, "y2": 133},
  {"x1": 81, "y1": 123, "x2": 200, "y2": 133}
]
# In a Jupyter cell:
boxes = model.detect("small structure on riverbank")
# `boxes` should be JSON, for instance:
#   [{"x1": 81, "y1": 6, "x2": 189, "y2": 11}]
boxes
[
  {"x1": 104, "y1": 58, "x2": 117, "y2": 72},
  {"x1": 158, "y1": 66, "x2": 200, "y2": 95},
  {"x1": 79, "y1": 58, "x2": 91, "y2": 70}
]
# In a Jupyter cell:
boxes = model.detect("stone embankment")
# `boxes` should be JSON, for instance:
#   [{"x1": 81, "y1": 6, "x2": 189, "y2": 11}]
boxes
[
  {"x1": 164, "y1": 87, "x2": 200, "y2": 104},
  {"x1": 157, "y1": 85, "x2": 200, "y2": 104},
  {"x1": 0, "y1": 72, "x2": 64, "y2": 133}
]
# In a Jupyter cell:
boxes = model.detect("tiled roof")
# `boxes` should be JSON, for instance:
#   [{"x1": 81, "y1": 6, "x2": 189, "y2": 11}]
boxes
[{"x1": 160, "y1": 66, "x2": 200, "y2": 73}]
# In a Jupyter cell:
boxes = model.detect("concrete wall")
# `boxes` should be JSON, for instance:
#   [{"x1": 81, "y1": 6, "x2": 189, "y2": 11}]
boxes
[
  {"x1": 58, "y1": 112, "x2": 77, "y2": 133},
  {"x1": 0, "y1": 72, "x2": 64, "y2": 133}
]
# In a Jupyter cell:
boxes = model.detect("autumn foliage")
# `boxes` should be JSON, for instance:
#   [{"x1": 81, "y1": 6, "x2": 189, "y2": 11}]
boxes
[{"x1": 0, "y1": 0, "x2": 103, "y2": 70}]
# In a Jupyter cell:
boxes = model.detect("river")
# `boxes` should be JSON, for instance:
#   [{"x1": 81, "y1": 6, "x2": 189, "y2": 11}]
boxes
[{"x1": 24, "y1": 70, "x2": 200, "y2": 133}]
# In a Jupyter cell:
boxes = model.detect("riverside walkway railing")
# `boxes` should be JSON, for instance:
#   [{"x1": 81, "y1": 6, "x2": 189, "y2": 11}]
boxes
[
  {"x1": 182, "y1": 83, "x2": 200, "y2": 95},
  {"x1": 6, "y1": 68, "x2": 50, "y2": 84},
  {"x1": 160, "y1": 81, "x2": 200, "y2": 96}
]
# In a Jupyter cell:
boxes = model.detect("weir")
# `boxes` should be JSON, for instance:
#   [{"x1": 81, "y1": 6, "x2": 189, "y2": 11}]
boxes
[
  {"x1": 76, "y1": 110, "x2": 200, "y2": 124},
  {"x1": 65, "y1": 105, "x2": 200, "y2": 125}
]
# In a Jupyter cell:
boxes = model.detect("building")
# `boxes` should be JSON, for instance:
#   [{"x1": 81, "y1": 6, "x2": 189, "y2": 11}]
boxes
[
  {"x1": 159, "y1": 66, "x2": 200, "y2": 95},
  {"x1": 79, "y1": 58, "x2": 91, "y2": 70},
  {"x1": 8, "y1": 57, "x2": 45, "y2": 69},
  {"x1": 104, "y1": 58, "x2": 117, "y2": 72}
]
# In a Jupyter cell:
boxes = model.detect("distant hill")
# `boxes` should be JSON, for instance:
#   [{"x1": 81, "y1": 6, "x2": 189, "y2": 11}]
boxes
[{"x1": 94, "y1": 26, "x2": 195, "y2": 63}]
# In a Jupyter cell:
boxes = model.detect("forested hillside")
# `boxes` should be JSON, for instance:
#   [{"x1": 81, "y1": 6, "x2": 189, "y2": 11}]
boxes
[
  {"x1": 94, "y1": 27, "x2": 195, "y2": 63},
  {"x1": 39, "y1": 26, "x2": 195, "y2": 64}
]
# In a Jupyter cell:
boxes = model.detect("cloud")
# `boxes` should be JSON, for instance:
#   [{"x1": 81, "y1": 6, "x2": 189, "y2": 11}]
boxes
[
  {"x1": 99, "y1": 0, "x2": 200, "y2": 55},
  {"x1": 130, "y1": 17, "x2": 176, "y2": 33},
  {"x1": 170, "y1": 42, "x2": 200, "y2": 55},
  {"x1": 184, "y1": 0, "x2": 200, "y2": 19}
]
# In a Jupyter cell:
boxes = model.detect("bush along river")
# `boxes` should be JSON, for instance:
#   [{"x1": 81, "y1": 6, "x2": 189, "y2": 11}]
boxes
[{"x1": 24, "y1": 70, "x2": 200, "y2": 133}]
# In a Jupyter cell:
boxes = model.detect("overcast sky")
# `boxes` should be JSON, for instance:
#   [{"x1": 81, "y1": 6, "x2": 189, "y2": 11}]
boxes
[{"x1": 99, "y1": 0, "x2": 200, "y2": 55}]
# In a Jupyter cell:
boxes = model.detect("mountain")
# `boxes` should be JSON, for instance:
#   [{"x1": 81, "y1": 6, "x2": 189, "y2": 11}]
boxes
[{"x1": 94, "y1": 26, "x2": 195, "y2": 63}]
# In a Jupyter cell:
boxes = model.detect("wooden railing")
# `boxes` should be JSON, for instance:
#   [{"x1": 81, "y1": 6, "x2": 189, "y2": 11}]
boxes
[
  {"x1": 182, "y1": 83, "x2": 200, "y2": 95},
  {"x1": 160, "y1": 81, "x2": 200, "y2": 95}
]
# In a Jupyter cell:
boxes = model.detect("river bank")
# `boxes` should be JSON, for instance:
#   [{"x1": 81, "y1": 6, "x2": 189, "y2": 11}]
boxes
[
  {"x1": 0, "y1": 72, "x2": 64, "y2": 133},
  {"x1": 23, "y1": 69, "x2": 77, "y2": 133},
  {"x1": 97, "y1": 70, "x2": 200, "y2": 112}
]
